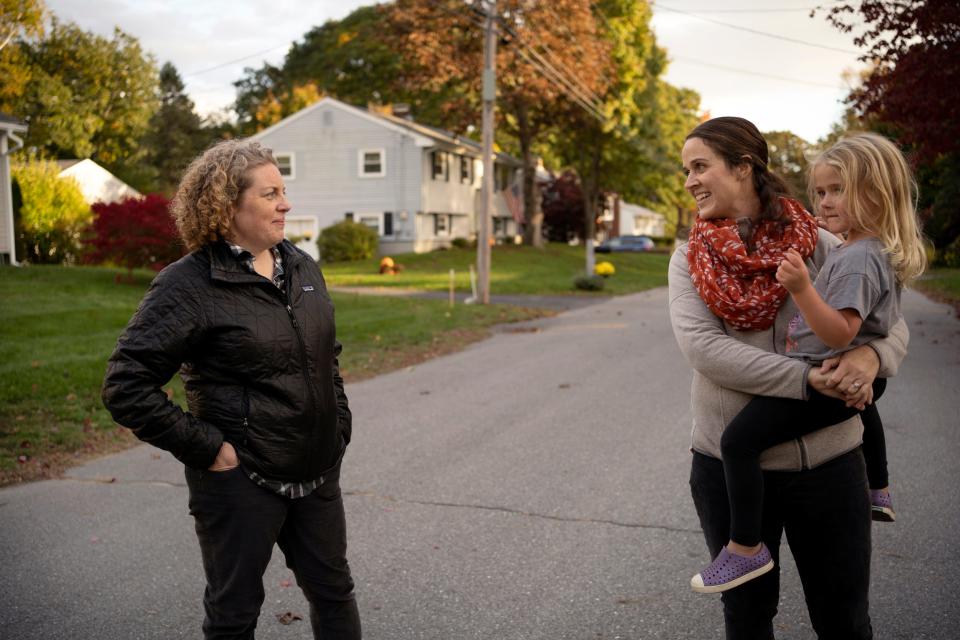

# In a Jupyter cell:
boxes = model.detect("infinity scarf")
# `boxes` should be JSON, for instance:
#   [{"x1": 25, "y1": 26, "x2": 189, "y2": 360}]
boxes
[{"x1": 686, "y1": 197, "x2": 819, "y2": 331}]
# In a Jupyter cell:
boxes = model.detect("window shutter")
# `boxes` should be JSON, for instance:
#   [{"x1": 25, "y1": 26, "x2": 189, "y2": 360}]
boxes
[{"x1": 384, "y1": 212, "x2": 393, "y2": 236}]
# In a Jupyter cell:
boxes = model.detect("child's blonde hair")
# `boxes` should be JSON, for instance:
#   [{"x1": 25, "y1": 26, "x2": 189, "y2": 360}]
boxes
[{"x1": 809, "y1": 132, "x2": 927, "y2": 284}]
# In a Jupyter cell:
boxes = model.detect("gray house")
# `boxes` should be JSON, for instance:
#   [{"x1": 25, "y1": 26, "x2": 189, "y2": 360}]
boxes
[
  {"x1": 250, "y1": 97, "x2": 523, "y2": 257},
  {"x1": 0, "y1": 113, "x2": 28, "y2": 265}
]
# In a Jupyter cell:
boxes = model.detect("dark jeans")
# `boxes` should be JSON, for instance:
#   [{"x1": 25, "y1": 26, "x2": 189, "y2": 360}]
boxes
[
  {"x1": 721, "y1": 379, "x2": 887, "y2": 546},
  {"x1": 185, "y1": 465, "x2": 361, "y2": 640},
  {"x1": 690, "y1": 450, "x2": 872, "y2": 640}
]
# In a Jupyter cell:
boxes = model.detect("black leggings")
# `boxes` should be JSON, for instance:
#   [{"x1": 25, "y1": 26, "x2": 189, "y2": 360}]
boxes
[{"x1": 721, "y1": 378, "x2": 887, "y2": 547}]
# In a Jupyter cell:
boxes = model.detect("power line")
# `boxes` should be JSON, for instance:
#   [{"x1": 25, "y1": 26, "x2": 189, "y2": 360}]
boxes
[
  {"x1": 670, "y1": 55, "x2": 845, "y2": 89},
  {"x1": 183, "y1": 44, "x2": 290, "y2": 78},
  {"x1": 650, "y1": 1, "x2": 860, "y2": 54},
  {"x1": 669, "y1": 1, "x2": 849, "y2": 13}
]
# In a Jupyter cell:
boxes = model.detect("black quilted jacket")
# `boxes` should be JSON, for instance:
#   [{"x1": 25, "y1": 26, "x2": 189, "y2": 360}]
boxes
[{"x1": 102, "y1": 240, "x2": 350, "y2": 481}]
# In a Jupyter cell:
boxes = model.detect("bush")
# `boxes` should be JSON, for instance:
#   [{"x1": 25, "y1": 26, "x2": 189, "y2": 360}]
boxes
[
  {"x1": 934, "y1": 237, "x2": 960, "y2": 268},
  {"x1": 573, "y1": 274, "x2": 605, "y2": 291},
  {"x1": 317, "y1": 220, "x2": 379, "y2": 262},
  {"x1": 85, "y1": 194, "x2": 183, "y2": 273},
  {"x1": 451, "y1": 236, "x2": 475, "y2": 249},
  {"x1": 12, "y1": 158, "x2": 92, "y2": 264}
]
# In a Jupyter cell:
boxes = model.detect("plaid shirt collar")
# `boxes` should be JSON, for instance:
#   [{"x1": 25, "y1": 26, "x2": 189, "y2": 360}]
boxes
[{"x1": 227, "y1": 243, "x2": 284, "y2": 290}]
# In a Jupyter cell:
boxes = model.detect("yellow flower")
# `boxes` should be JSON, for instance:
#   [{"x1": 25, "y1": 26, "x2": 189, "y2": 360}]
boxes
[{"x1": 594, "y1": 261, "x2": 615, "y2": 277}]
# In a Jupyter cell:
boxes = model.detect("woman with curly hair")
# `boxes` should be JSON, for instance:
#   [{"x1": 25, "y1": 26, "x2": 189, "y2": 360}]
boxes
[{"x1": 102, "y1": 139, "x2": 361, "y2": 639}]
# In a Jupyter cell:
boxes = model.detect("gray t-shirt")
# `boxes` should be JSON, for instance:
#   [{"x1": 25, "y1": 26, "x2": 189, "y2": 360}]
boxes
[{"x1": 786, "y1": 237, "x2": 901, "y2": 362}]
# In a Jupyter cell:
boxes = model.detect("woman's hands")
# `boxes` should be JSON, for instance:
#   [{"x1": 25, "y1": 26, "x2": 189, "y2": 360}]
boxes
[
  {"x1": 208, "y1": 441, "x2": 239, "y2": 471},
  {"x1": 807, "y1": 345, "x2": 880, "y2": 410}
]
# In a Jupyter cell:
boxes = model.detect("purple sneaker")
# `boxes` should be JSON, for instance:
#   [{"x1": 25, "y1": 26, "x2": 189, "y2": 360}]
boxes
[
  {"x1": 871, "y1": 489, "x2": 896, "y2": 522},
  {"x1": 691, "y1": 544, "x2": 774, "y2": 594}
]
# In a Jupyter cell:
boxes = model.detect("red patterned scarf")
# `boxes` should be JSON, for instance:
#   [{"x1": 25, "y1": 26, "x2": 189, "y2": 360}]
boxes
[{"x1": 686, "y1": 197, "x2": 819, "y2": 331}]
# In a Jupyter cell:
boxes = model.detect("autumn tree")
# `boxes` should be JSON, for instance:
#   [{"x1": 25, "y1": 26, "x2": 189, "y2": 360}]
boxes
[
  {"x1": 386, "y1": 0, "x2": 612, "y2": 247},
  {"x1": 11, "y1": 157, "x2": 90, "y2": 264},
  {"x1": 6, "y1": 20, "x2": 159, "y2": 189},
  {"x1": 817, "y1": 0, "x2": 960, "y2": 251},
  {"x1": 552, "y1": 0, "x2": 700, "y2": 250},
  {"x1": 0, "y1": 0, "x2": 44, "y2": 112},
  {"x1": 85, "y1": 194, "x2": 182, "y2": 276},
  {"x1": 234, "y1": 5, "x2": 444, "y2": 133},
  {"x1": 541, "y1": 170, "x2": 585, "y2": 242},
  {"x1": 818, "y1": 0, "x2": 959, "y2": 162}
]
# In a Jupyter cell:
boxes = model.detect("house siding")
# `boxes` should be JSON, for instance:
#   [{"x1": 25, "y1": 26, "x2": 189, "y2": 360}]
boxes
[
  {"x1": 255, "y1": 104, "x2": 423, "y2": 258},
  {"x1": 0, "y1": 154, "x2": 11, "y2": 261}
]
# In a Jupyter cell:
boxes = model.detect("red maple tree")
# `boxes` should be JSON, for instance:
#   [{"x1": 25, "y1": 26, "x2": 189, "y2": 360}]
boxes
[{"x1": 86, "y1": 194, "x2": 183, "y2": 276}]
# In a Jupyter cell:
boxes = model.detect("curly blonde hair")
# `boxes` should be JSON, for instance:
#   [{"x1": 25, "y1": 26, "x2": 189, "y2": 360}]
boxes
[
  {"x1": 808, "y1": 132, "x2": 927, "y2": 285},
  {"x1": 171, "y1": 139, "x2": 278, "y2": 251}
]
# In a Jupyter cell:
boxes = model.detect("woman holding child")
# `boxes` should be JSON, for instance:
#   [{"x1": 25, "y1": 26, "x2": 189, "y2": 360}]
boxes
[{"x1": 668, "y1": 117, "x2": 914, "y2": 639}]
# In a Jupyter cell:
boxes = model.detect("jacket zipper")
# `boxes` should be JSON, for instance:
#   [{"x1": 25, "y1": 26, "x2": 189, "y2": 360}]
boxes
[
  {"x1": 241, "y1": 386, "x2": 250, "y2": 446},
  {"x1": 286, "y1": 299, "x2": 318, "y2": 423}
]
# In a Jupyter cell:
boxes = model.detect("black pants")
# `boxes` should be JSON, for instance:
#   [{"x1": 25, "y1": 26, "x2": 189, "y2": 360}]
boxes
[
  {"x1": 721, "y1": 379, "x2": 887, "y2": 546},
  {"x1": 185, "y1": 466, "x2": 361, "y2": 640},
  {"x1": 690, "y1": 450, "x2": 872, "y2": 640}
]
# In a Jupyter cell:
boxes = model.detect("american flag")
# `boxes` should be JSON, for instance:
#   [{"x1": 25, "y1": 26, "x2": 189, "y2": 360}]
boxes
[{"x1": 502, "y1": 181, "x2": 524, "y2": 224}]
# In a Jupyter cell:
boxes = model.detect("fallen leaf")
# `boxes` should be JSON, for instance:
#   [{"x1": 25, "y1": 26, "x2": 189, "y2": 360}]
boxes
[
  {"x1": 90, "y1": 536, "x2": 99, "y2": 544},
  {"x1": 164, "y1": 388, "x2": 174, "y2": 400},
  {"x1": 19, "y1": 440, "x2": 30, "y2": 449},
  {"x1": 275, "y1": 612, "x2": 303, "y2": 625},
  {"x1": 419, "y1": 390, "x2": 430, "y2": 396},
  {"x1": 279, "y1": 579, "x2": 292, "y2": 588},
  {"x1": 17, "y1": 455, "x2": 28, "y2": 464},
  {"x1": 150, "y1": 453, "x2": 162, "y2": 460},
  {"x1": 31, "y1": 360, "x2": 41, "y2": 368},
  {"x1": 66, "y1": 393, "x2": 77, "y2": 402},
  {"x1": 83, "y1": 416, "x2": 93, "y2": 428},
  {"x1": 558, "y1": 383, "x2": 571, "y2": 389}
]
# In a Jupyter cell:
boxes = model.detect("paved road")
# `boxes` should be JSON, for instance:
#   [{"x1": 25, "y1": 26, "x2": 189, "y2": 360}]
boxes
[
  {"x1": 330, "y1": 285, "x2": 612, "y2": 312},
  {"x1": 1, "y1": 288, "x2": 957, "y2": 639}
]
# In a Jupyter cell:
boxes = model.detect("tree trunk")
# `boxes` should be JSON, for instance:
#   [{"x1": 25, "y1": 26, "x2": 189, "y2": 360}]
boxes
[
  {"x1": 516, "y1": 106, "x2": 544, "y2": 248},
  {"x1": 581, "y1": 138, "x2": 604, "y2": 274}
]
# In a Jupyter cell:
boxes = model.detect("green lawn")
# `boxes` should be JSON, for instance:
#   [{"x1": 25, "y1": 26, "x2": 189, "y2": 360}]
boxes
[
  {"x1": 323, "y1": 243, "x2": 672, "y2": 296},
  {"x1": 0, "y1": 265, "x2": 547, "y2": 484},
  {"x1": 913, "y1": 267, "x2": 960, "y2": 311}
]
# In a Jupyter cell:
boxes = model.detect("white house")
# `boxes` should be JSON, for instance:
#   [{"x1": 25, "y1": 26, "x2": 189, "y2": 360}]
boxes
[
  {"x1": 611, "y1": 199, "x2": 667, "y2": 238},
  {"x1": 0, "y1": 113, "x2": 28, "y2": 265},
  {"x1": 57, "y1": 159, "x2": 141, "y2": 205},
  {"x1": 250, "y1": 97, "x2": 523, "y2": 258}
]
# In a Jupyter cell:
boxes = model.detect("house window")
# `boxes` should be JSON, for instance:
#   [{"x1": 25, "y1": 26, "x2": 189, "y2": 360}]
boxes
[
  {"x1": 460, "y1": 156, "x2": 472, "y2": 184},
  {"x1": 358, "y1": 148, "x2": 385, "y2": 177},
  {"x1": 345, "y1": 212, "x2": 354, "y2": 221},
  {"x1": 431, "y1": 151, "x2": 449, "y2": 181},
  {"x1": 434, "y1": 214, "x2": 450, "y2": 236},
  {"x1": 284, "y1": 215, "x2": 317, "y2": 244},
  {"x1": 383, "y1": 211, "x2": 394, "y2": 236},
  {"x1": 493, "y1": 217, "x2": 504, "y2": 235},
  {"x1": 275, "y1": 153, "x2": 295, "y2": 179},
  {"x1": 359, "y1": 214, "x2": 382, "y2": 235}
]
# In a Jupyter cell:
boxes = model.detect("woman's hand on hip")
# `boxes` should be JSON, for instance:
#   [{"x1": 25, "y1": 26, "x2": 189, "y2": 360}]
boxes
[{"x1": 208, "y1": 442, "x2": 239, "y2": 471}]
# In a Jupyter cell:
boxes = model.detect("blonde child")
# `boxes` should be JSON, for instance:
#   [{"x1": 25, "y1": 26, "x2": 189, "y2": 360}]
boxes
[{"x1": 691, "y1": 132, "x2": 926, "y2": 593}]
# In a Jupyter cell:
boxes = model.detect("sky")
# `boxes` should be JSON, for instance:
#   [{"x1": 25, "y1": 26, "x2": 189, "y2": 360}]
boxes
[{"x1": 44, "y1": 0, "x2": 869, "y2": 143}]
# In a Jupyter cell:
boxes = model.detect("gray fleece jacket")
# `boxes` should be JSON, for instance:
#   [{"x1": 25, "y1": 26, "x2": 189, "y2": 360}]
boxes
[{"x1": 668, "y1": 229, "x2": 909, "y2": 471}]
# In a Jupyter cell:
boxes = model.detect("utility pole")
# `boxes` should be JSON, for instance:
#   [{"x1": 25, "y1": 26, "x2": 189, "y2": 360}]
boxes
[{"x1": 477, "y1": 0, "x2": 497, "y2": 304}]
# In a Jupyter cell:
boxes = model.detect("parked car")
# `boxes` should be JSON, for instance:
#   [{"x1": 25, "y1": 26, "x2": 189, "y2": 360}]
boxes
[{"x1": 595, "y1": 235, "x2": 655, "y2": 253}]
